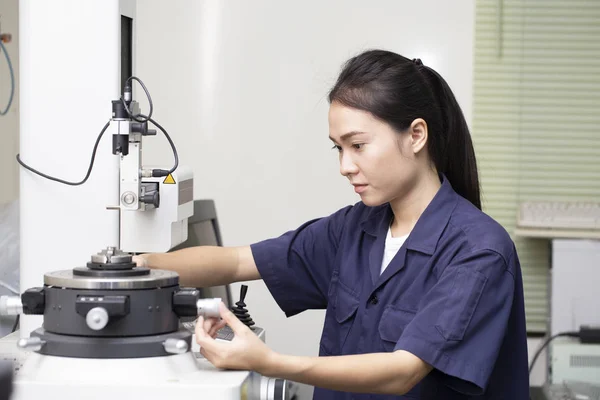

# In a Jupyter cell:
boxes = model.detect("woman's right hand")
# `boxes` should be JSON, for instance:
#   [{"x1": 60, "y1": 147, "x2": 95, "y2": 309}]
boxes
[
  {"x1": 126, "y1": 246, "x2": 259, "y2": 288},
  {"x1": 132, "y1": 254, "x2": 150, "y2": 268}
]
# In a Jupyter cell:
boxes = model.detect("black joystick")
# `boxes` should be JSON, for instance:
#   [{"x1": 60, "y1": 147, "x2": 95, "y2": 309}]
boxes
[{"x1": 232, "y1": 285, "x2": 255, "y2": 329}]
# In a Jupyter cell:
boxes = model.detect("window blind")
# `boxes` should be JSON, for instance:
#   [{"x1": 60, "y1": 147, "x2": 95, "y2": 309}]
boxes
[{"x1": 473, "y1": 0, "x2": 600, "y2": 332}]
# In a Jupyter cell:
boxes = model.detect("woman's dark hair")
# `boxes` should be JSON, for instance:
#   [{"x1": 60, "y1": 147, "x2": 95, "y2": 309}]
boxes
[{"x1": 328, "y1": 49, "x2": 481, "y2": 210}]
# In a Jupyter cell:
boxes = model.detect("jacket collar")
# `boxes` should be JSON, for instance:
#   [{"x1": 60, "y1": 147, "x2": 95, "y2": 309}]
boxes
[{"x1": 360, "y1": 174, "x2": 458, "y2": 255}]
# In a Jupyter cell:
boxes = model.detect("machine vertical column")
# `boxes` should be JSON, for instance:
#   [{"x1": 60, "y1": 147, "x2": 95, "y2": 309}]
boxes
[{"x1": 18, "y1": 0, "x2": 121, "y2": 336}]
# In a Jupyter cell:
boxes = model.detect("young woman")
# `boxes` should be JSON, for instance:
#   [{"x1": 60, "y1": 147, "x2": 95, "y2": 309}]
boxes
[{"x1": 135, "y1": 49, "x2": 529, "y2": 399}]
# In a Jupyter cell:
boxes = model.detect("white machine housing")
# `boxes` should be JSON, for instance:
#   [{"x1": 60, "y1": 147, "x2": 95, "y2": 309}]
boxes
[
  {"x1": 551, "y1": 338, "x2": 600, "y2": 386},
  {"x1": 551, "y1": 239, "x2": 600, "y2": 336},
  {"x1": 0, "y1": 330, "x2": 293, "y2": 400},
  {"x1": 120, "y1": 165, "x2": 194, "y2": 253},
  {"x1": 108, "y1": 81, "x2": 194, "y2": 254}
]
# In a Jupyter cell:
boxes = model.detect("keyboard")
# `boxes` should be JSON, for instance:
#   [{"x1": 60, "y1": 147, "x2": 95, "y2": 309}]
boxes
[{"x1": 518, "y1": 201, "x2": 600, "y2": 230}]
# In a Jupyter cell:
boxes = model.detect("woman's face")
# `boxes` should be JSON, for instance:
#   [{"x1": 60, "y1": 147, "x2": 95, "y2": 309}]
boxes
[{"x1": 328, "y1": 101, "x2": 427, "y2": 207}]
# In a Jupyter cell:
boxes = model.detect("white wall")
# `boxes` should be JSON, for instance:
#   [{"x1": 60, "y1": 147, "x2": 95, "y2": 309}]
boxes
[
  {"x1": 0, "y1": 0, "x2": 19, "y2": 205},
  {"x1": 135, "y1": 1, "x2": 475, "y2": 397}
]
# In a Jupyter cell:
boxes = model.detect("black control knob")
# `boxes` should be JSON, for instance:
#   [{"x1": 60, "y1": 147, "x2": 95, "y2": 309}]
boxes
[
  {"x1": 21, "y1": 287, "x2": 45, "y2": 315},
  {"x1": 232, "y1": 285, "x2": 255, "y2": 329},
  {"x1": 140, "y1": 191, "x2": 160, "y2": 208},
  {"x1": 131, "y1": 121, "x2": 157, "y2": 136},
  {"x1": 173, "y1": 288, "x2": 201, "y2": 317}
]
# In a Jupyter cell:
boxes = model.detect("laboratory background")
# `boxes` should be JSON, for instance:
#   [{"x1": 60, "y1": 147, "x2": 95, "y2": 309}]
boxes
[{"x1": 0, "y1": 1, "x2": 598, "y2": 399}]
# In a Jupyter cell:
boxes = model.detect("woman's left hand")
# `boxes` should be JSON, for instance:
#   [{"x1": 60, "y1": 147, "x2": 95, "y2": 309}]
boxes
[{"x1": 195, "y1": 302, "x2": 276, "y2": 372}]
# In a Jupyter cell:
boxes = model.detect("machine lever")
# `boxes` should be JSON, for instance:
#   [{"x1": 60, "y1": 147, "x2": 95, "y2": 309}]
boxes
[
  {"x1": 17, "y1": 337, "x2": 46, "y2": 351},
  {"x1": 163, "y1": 338, "x2": 188, "y2": 354}
]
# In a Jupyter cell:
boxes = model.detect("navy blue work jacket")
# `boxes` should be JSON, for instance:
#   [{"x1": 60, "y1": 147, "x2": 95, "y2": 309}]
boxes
[{"x1": 251, "y1": 176, "x2": 529, "y2": 399}]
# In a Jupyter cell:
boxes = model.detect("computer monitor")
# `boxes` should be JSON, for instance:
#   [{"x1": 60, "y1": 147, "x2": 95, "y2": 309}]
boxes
[{"x1": 169, "y1": 200, "x2": 233, "y2": 308}]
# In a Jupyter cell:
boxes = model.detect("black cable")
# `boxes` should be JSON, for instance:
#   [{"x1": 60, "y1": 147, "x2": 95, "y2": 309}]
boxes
[
  {"x1": 0, "y1": 40, "x2": 15, "y2": 116},
  {"x1": 16, "y1": 120, "x2": 110, "y2": 185},
  {"x1": 529, "y1": 331, "x2": 580, "y2": 375},
  {"x1": 120, "y1": 76, "x2": 153, "y2": 123},
  {"x1": 119, "y1": 77, "x2": 178, "y2": 175},
  {"x1": 148, "y1": 116, "x2": 179, "y2": 174},
  {"x1": 16, "y1": 76, "x2": 178, "y2": 183},
  {"x1": 10, "y1": 314, "x2": 19, "y2": 333}
]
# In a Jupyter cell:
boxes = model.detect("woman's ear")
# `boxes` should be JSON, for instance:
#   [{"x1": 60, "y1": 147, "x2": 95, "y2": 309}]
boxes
[{"x1": 409, "y1": 118, "x2": 428, "y2": 154}]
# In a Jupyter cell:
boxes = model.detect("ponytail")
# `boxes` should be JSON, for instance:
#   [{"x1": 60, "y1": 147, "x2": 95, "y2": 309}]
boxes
[{"x1": 421, "y1": 66, "x2": 481, "y2": 210}]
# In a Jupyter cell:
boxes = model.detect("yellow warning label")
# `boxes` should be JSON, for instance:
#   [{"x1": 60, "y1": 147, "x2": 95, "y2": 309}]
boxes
[{"x1": 163, "y1": 174, "x2": 176, "y2": 184}]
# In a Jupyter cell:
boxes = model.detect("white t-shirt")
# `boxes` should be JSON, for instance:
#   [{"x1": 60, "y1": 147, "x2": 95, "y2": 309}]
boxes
[{"x1": 380, "y1": 226, "x2": 409, "y2": 275}]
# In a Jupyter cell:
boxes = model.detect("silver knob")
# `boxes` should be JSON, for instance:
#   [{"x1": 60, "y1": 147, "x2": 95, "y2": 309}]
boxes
[
  {"x1": 86, "y1": 307, "x2": 109, "y2": 330},
  {"x1": 17, "y1": 337, "x2": 46, "y2": 351},
  {"x1": 197, "y1": 298, "x2": 221, "y2": 318},
  {"x1": 0, "y1": 296, "x2": 23, "y2": 315},
  {"x1": 163, "y1": 338, "x2": 188, "y2": 354},
  {"x1": 122, "y1": 192, "x2": 136, "y2": 205}
]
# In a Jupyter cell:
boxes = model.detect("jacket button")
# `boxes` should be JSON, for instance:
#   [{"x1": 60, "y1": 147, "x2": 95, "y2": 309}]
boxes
[{"x1": 369, "y1": 295, "x2": 378, "y2": 305}]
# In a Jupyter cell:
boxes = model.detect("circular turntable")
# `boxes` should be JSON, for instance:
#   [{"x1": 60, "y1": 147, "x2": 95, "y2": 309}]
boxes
[{"x1": 18, "y1": 247, "x2": 202, "y2": 359}]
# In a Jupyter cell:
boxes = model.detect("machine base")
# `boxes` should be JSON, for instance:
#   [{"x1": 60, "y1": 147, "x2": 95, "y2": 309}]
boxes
[
  {"x1": 1, "y1": 328, "x2": 294, "y2": 400},
  {"x1": 0, "y1": 331, "x2": 255, "y2": 400},
  {"x1": 30, "y1": 327, "x2": 192, "y2": 358}
]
